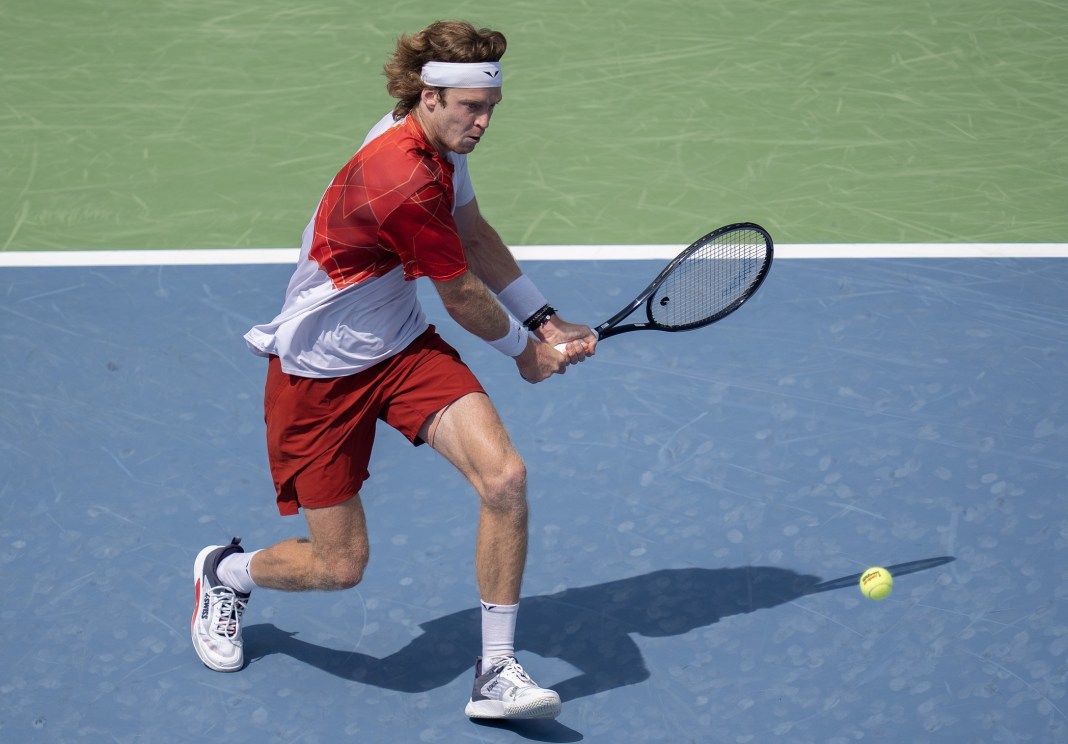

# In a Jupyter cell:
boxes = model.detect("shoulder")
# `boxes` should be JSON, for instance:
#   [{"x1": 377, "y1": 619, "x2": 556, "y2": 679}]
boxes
[
  {"x1": 354, "y1": 119, "x2": 451, "y2": 194},
  {"x1": 360, "y1": 112, "x2": 400, "y2": 150}
]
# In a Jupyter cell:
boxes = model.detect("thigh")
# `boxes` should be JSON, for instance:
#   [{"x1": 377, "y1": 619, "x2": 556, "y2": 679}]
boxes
[
  {"x1": 420, "y1": 392, "x2": 519, "y2": 485},
  {"x1": 303, "y1": 494, "x2": 370, "y2": 560}
]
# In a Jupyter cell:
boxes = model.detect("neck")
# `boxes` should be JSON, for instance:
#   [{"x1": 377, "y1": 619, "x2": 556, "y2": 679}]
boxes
[{"x1": 411, "y1": 107, "x2": 447, "y2": 157}]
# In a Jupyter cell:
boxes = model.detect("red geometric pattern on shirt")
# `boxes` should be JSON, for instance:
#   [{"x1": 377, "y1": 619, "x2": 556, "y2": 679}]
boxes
[{"x1": 309, "y1": 117, "x2": 468, "y2": 288}]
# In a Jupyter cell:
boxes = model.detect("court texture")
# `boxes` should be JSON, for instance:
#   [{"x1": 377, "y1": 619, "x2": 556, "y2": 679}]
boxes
[{"x1": 2, "y1": 1, "x2": 1067, "y2": 742}]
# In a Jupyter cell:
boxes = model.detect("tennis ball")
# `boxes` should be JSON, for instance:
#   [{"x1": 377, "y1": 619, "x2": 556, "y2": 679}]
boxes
[{"x1": 859, "y1": 566, "x2": 893, "y2": 600}]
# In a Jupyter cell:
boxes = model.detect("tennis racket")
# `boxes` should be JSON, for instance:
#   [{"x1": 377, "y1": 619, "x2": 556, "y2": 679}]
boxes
[{"x1": 556, "y1": 222, "x2": 773, "y2": 351}]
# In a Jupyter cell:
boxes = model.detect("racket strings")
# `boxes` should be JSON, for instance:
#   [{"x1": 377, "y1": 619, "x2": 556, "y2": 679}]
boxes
[{"x1": 649, "y1": 229, "x2": 768, "y2": 329}]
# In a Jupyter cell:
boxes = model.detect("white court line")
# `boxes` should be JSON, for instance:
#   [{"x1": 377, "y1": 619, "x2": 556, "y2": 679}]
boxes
[
  {"x1": 0, "y1": 244, "x2": 1066, "y2": 267},
  {"x1": 518, "y1": 244, "x2": 1068, "y2": 260}
]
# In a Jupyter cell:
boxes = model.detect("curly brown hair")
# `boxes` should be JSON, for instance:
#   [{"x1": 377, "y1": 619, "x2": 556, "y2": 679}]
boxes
[{"x1": 384, "y1": 20, "x2": 507, "y2": 119}]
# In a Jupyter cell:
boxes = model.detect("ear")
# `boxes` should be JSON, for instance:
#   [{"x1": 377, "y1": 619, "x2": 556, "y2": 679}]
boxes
[{"x1": 420, "y1": 87, "x2": 442, "y2": 112}]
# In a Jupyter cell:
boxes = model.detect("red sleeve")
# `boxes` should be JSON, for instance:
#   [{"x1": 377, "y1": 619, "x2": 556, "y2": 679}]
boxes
[{"x1": 380, "y1": 181, "x2": 469, "y2": 281}]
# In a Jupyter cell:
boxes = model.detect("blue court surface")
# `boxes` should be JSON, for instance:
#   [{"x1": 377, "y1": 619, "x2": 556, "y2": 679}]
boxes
[{"x1": 2, "y1": 256, "x2": 1067, "y2": 742}]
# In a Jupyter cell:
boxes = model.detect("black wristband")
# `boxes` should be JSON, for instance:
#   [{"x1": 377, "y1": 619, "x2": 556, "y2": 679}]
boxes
[{"x1": 523, "y1": 304, "x2": 556, "y2": 331}]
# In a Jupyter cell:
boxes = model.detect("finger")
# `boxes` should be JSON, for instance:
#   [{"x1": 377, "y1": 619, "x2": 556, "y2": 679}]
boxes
[
  {"x1": 569, "y1": 340, "x2": 590, "y2": 362},
  {"x1": 553, "y1": 339, "x2": 589, "y2": 358}
]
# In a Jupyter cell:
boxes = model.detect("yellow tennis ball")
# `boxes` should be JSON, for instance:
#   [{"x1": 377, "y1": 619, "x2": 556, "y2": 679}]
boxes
[{"x1": 859, "y1": 566, "x2": 893, "y2": 600}]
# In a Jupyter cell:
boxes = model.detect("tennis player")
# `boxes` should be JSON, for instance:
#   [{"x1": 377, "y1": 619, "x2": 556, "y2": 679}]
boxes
[{"x1": 190, "y1": 20, "x2": 596, "y2": 720}]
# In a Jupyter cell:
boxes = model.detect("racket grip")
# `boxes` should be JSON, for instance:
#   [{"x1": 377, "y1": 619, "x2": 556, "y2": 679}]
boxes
[{"x1": 553, "y1": 329, "x2": 599, "y2": 354}]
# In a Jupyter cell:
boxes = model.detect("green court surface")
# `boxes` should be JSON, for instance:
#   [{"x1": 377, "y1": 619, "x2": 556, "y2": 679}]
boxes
[{"x1": 3, "y1": 0, "x2": 1066, "y2": 252}]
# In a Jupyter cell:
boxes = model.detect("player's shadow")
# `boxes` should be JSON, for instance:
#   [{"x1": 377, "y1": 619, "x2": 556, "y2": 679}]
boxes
[{"x1": 245, "y1": 557, "x2": 951, "y2": 704}]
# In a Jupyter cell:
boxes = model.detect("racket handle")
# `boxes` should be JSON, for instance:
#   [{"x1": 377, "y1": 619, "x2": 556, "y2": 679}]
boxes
[{"x1": 553, "y1": 329, "x2": 599, "y2": 354}]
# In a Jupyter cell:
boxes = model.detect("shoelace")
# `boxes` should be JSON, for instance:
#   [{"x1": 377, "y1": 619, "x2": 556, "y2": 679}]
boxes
[
  {"x1": 495, "y1": 658, "x2": 534, "y2": 685},
  {"x1": 206, "y1": 585, "x2": 247, "y2": 638}
]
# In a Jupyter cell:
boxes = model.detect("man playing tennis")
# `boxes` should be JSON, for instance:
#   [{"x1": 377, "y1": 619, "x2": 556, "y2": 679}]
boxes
[{"x1": 190, "y1": 20, "x2": 596, "y2": 720}]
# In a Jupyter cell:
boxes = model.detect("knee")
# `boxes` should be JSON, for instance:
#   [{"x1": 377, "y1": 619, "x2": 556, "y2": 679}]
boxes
[
  {"x1": 480, "y1": 454, "x2": 528, "y2": 515},
  {"x1": 318, "y1": 548, "x2": 369, "y2": 591}
]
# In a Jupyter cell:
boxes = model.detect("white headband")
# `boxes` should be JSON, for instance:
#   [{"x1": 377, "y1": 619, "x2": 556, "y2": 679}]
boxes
[{"x1": 420, "y1": 61, "x2": 503, "y2": 89}]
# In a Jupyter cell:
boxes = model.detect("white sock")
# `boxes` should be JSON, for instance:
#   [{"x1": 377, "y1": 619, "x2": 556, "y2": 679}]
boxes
[
  {"x1": 481, "y1": 600, "x2": 519, "y2": 665},
  {"x1": 217, "y1": 550, "x2": 260, "y2": 595}
]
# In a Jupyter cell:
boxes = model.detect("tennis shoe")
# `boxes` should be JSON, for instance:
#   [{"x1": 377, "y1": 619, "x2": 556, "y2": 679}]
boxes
[
  {"x1": 464, "y1": 656, "x2": 561, "y2": 720},
  {"x1": 191, "y1": 537, "x2": 250, "y2": 672}
]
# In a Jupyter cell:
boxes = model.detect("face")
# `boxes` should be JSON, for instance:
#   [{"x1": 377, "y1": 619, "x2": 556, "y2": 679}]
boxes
[{"x1": 417, "y1": 86, "x2": 502, "y2": 155}]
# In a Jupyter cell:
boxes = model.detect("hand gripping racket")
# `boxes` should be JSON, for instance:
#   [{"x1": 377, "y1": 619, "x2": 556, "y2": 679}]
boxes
[{"x1": 556, "y1": 222, "x2": 773, "y2": 351}]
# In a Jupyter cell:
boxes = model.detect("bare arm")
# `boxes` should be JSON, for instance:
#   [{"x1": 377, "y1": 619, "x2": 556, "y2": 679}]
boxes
[
  {"x1": 454, "y1": 198, "x2": 598, "y2": 360},
  {"x1": 453, "y1": 197, "x2": 521, "y2": 292},
  {"x1": 432, "y1": 270, "x2": 567, "y2": 383}
]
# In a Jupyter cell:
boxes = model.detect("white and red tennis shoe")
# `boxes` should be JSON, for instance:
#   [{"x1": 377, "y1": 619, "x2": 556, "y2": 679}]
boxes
[{"x1": 191, "y1": 537, "x2": 250, "y2": 672}]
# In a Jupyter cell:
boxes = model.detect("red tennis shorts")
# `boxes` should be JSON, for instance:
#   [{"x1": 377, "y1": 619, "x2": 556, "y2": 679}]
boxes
[{"x1": 263, "y1": 326, "x2": 485, "y2": 516}]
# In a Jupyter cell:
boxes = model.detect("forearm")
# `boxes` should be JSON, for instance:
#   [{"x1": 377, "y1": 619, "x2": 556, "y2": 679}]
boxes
[
  {"x1": 433, "y1": 271, "x2": 575, "y2": 384},
  {"x1": 462, "y1": 239, "x2": 593, "y2": 352},
  {"x1": 433, "y1": 271, "x2": 516, "y2": 342},
  {"x1": 454, "y1": 197, "x2": 522, "y2": 293},
  {"x1": 460, "y1": 212, "x2": 552, "y2": 330},
  {"x1": 462, "y1": 220, "x2": 521, "y2": 293},
  {"x1": 452, "y1": 199, "x2": 595, "y2": 365}
]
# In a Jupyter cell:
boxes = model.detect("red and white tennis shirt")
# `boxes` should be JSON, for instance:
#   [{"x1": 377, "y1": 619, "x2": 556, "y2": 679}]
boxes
[{"x1": 244, "y1": 113, "x2": 476, "y2": 378}]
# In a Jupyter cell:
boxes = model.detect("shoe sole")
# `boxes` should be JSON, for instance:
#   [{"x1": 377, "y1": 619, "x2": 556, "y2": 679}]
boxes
[{"x1": 465, "y1": 694, "x2": 561, "y2": 720}]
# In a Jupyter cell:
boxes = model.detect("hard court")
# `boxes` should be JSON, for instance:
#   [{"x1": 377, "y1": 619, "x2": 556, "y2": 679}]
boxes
[{"x1": 2, "y1": 1, "x2": 1067, "y2": 743}]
